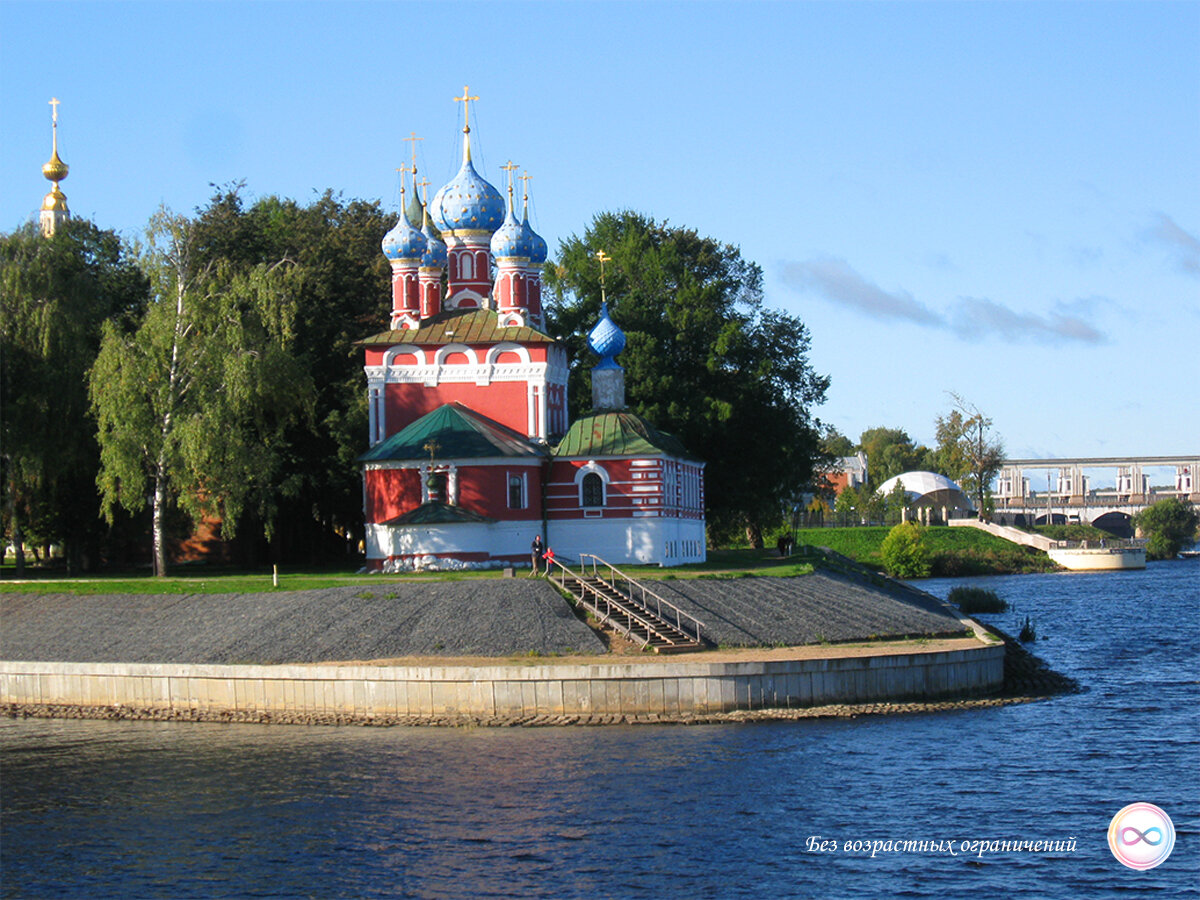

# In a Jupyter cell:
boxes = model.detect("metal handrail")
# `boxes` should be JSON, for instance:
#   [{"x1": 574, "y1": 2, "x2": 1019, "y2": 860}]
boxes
[
  {"x1": 577, "y1": 554, "x2": 706, "y2": 644},
  {"x1": 543, "y1": 556, "x2": 654, "y2": 649}
]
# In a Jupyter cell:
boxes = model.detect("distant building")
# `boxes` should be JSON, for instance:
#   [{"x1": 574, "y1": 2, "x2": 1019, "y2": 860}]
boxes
[
  {"x1": 822, "y1": 451, "x2": 869, "y2": 495},
  {"x1": 877, "y1": 471, "x2": 973, "y2": 522},
  {"x1": 358, "y1": 94, "x2": 705, "y2": 571}
]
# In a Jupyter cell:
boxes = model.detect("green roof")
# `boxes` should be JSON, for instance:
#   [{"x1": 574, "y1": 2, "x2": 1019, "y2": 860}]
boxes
[
  {"x1": 382, "y1": 501, "x2": 496, "y2": 526},
  {"x1": 359, "y1": 403, "x2": 545, "y2": 463},
  {"x1": 552, "y1": 411, "x2": 700, "y2": 461},
  {"x1": 358, "y1": 308, "x2": 555, "y2": 348}
]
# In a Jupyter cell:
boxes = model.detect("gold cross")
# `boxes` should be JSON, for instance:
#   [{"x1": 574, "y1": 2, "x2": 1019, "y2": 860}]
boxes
[
  {"x1": 49, "y1": 97, "x2": 60, "y2": 124},
  {"x1": 423, "y1": 440, "x2": 440, "y2": 463},
  {"x1": 501, "y1": 160, "x2": 519, "y2": 195},
  {"x1": 403, "y1": 132, "x2": 422, "y2": 187},
  {"x1": 519, "y1": 172, "x2": 533, "y2": 203},
  {"x1": 417, "y1": 178, "x2": 431, "y2": 205},
  {"x1": 396, "y1": 164, "x2": 411, "y2": 196},
  {"x1": 454, "y1": 85, "x2": 479, "y2": 132},
  {"x1": 596, "y1": 250, "x2": 612, "y2": 303}
]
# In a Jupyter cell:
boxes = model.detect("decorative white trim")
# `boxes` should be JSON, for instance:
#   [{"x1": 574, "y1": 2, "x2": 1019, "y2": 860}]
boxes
[
  {"x1": 434, "y1": 343, "x2": 480, "y2": 366},
  {"x1": 484, "y1": 342, "x2": 532, "y2": 365}
]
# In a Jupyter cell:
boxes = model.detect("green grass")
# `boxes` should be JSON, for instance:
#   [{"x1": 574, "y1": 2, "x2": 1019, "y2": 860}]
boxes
[
  {"x1": 1, "y1": 524, "x2": 1058, "y2": 595},
  {"x1": 791, "y1": 525, "x2": 1058, "y2": 577}
]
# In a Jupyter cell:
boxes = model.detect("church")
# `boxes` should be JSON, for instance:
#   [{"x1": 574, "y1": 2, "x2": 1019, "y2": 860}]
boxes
[{"x1": 359, "y1": 92, "x2": 706, "y2": 571}]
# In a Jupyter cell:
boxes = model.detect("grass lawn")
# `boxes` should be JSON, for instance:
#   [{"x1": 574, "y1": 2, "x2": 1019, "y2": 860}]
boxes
[{"x1": 0, "y1": 525, "x2": 1053, "y2": 594}]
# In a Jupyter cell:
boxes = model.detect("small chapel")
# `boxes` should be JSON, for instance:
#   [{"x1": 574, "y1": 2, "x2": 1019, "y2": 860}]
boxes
[{"x1": 359, "y1": 90, "x2": 706, "y2": 571}]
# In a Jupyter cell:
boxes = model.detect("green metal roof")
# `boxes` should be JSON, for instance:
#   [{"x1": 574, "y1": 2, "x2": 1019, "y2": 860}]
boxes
[
  {"x1": 359, "y1": 403, "x2": 545, "y2": 463},
  {"x1": 358, "y1": 308, "x2": 555, "y2": 348},
  {"x1": 382, "y1": 501, "x2": 496, "y2": 526},
  {"x1": 552, "y1": 411, "x2": 700, "y2": 461}
]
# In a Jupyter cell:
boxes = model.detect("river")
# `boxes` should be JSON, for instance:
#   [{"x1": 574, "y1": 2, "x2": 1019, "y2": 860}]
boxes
[{"x1": 2, "y1": 560, "x2": 1196, "y2": 898}]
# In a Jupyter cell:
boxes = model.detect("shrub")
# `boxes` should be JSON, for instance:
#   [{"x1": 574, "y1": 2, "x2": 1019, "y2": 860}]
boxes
[
  {"x1": 948, "y1": 586, "x2": 1008, "y2": 613},
  {"x1": 879, "y1": 522, "x2": 931, "y2": 578}
]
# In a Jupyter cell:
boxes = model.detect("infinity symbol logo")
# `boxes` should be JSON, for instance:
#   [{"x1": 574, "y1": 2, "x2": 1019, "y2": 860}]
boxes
[{"x1": 1120, "y1": 826, "x2": 1163, "y2": 846}]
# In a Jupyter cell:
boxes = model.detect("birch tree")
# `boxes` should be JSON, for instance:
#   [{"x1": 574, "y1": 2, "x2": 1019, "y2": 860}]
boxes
[{"x1": 90, "y1": 209, "x2": 313, "y2": 575}]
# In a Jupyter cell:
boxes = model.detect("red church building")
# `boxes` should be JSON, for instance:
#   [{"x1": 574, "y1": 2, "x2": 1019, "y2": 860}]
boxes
[{"x1": 359, "y1": 99, "x2": 705, "y2": 571}]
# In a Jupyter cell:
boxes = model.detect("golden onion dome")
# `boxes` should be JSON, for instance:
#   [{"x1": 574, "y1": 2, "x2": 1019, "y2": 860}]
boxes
[
  {"x1": 42, "y1": 149, "x2": 68, "y2": 184},
  {"x1": 42, "y1": 187, "x2": 68, "y2": 211}
]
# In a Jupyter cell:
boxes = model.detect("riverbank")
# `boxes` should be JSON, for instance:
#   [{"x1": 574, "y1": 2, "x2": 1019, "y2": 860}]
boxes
[{"x1": 0, "y1": 626, "x2": 1073, "y2": 727}]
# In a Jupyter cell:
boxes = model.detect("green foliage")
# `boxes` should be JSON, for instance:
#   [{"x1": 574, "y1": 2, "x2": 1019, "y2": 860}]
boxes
[
  {"x1": 857, "y1": 427, "x2": 931, "y2": 486},
  {"x1": 934, "y1": 393, "x2": 1004, "y2": 516},
  {"x1": 1133, "y1": 497, "x2": 1199, "y2": 560},
  {"x1": 947, "y1": 586, "x2": 1008, "y2": 613},
  {"x1": 880, "y1": 521, "x2": 931, "y2": 578},
  {"x1": 544, "y1": 211, "x2": 829, "y2": 543},
  {"x1": 188, "y1": 187, "x2": 391, "y2": 559},
  {"x1": 790, "y1": 525, "x2": 1058, "y2": 576},
  {"x1": 1035, "y1": 523, "x2": 1115, "y2": 542},
  {"x1": 90, "y1": 208, "x2": 314, "y2": 574},
  {"x1": 0, "y1": 220, "x2": 149, "y2": 572},
  {"x1": 820, "y1": 426, "x2": 855, "y2": 458}
]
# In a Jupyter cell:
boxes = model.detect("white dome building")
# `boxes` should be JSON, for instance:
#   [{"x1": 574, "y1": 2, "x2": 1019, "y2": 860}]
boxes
[{"x1": 877, "y1": 471, "x2": 973, "y2": 522}]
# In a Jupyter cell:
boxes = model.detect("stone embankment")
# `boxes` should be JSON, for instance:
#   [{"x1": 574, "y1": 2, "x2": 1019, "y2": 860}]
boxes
[{"x1": 2, "y1": 628, "x2": 1075, "y2": 727}]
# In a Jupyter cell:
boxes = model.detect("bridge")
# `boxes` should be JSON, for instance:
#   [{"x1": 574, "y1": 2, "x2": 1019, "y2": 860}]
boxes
[{"x1": 992, "y1": 455, "x2": 1199, "y2": 534}]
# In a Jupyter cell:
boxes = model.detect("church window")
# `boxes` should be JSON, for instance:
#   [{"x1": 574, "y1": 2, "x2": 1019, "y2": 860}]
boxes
[
  {"x1": 460, "y1": 253, "x2": 473, "y2": 279},
  {"x1": 508, "y1": 473, "x2": 526, "y2": 509},
  {"x1": 582, "y1": 472, "x2": 605, "y2": 508}
]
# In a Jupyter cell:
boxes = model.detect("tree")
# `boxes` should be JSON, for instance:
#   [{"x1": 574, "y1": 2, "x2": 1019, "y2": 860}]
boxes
[
  {"x1": 880, "y1": 521, "x2": 931, "y2": 578},
  {"x1": 90, "y1": 208, "x2": 313, "y2": 575},
  {"x1": 544, "y1": 211, "x2": 829, "y2": 544},
  {"x1": 820, "y1": 426, "x2": 855, "y2": 458},
  {"x1": 886, "y1": 479, "x2": 910, "y2": 525},
  {"x1": 1133, "y1": 498, "x2": 1199, "y2": 560},
  {"x1": 188, "y1": 188, "x2": 391, "y2": 561},
  {"x1": 858, "y1": 427, "x2": 930, "y2": 486},
  {"x1": 1, "y1": 220, "x2": 148, "y2": 573},
  {"x1": 935, "y1": 393, "x2": 1005, "y2": 518}
]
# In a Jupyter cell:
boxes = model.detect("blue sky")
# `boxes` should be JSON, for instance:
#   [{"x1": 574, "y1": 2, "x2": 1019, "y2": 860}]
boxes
[{"x1": 2, "y1": 1, "x2": 1197, "y2": 466}]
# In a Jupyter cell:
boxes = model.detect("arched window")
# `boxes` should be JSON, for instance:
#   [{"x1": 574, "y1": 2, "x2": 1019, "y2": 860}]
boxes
[
  {"x1": 581, "y1": 472, "x2": 605, "y2": 508},
  {"x1": 460, "y1": 253, "x2": 473, "y2": 280},
  {"x1": 508, "y1": 474, "x2": 526, "y2": 509}
]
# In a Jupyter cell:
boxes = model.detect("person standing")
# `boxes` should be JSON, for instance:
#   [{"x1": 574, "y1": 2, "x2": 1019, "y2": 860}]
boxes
[{"x1": 530, "y1": 535, "x2": 544, "y2": 575}]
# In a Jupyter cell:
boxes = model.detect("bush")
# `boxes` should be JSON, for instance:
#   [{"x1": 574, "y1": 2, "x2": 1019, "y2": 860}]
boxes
[
  {"x1": 880, "y1": 522, "x2": 931, "y2": 578},
  {"x1": 948, "y1": 586, "x2": 1008, "y2": 613},
  {"x1": 1133, "y1": 498, "x2": 1199, "y2": 560}
]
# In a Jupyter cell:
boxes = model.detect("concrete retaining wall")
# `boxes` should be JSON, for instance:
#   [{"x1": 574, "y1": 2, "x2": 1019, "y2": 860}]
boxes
[{"x1": 0, "y1": 643, "x2": 1004, "y2": 721}]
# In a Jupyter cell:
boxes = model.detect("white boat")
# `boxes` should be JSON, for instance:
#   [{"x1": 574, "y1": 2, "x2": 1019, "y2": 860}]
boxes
[{"x1": 1048, "y1": 541, "x2": 1147, "y2": 571}]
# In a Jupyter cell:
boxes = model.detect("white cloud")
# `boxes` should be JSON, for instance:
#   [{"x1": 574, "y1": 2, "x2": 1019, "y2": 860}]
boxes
[
  {"x1": 1150, "y1": 213, "x2": 1200, "y2": 276},
  {"x1": 780, "y1": 257, "x2": 942, "y2": 326},
  {"x1": 781, "y1": 256, "x2": 1109, "y2": 345}
]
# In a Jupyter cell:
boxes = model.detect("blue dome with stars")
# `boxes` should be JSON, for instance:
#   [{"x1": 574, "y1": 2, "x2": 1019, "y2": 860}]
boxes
[
  {"x1": 524, "y1": 211, "x2": 547, "y2": 264},
  {"x1": 421, "y1": 213, "x2": 447, "y2": 268},
  {"x1": 381, "y1": 211, "x2": 427, "y2": 261},
  {"x1": 430, "y1": 154, "x2": 505, "y2": 235},
  {"x1": 587, "y1": 302, "x2": 626, "y2": 367},
  {"x1": 490, "y1": 202, "x2": 533, "y2": 259}
]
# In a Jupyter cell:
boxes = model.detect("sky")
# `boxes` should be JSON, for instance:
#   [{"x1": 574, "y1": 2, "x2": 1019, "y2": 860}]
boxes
[{"x1": 2, "y1": 1, "x2": 1197, "y2": 471}]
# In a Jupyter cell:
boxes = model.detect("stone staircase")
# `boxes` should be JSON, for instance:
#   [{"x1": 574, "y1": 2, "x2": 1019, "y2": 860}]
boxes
[{"x1": 548, "y1": 556, "x2": 706, "y2": 654}]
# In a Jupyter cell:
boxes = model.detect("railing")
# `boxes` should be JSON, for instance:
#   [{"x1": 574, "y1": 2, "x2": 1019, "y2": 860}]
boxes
[
  {"x1": 577, "y1": 554, "x2": 706, "y2": 645},
  {"x1": 542, "y1": 555, "x2": 655, "y2": 649}
]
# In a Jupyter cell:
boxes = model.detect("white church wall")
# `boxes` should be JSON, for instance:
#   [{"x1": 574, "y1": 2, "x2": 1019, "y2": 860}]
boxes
[{"x1": 548, "y1": 517, "x2": 706, "y2": 567}]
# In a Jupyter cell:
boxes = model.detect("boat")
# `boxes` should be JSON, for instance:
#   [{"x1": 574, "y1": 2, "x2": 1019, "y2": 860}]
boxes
[{"x1": 1048, "y1": 540, "x2": 1147, "y2": 571}]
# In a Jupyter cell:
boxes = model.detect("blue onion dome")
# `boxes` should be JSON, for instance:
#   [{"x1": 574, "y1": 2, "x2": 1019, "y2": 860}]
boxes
[
  {"x1": 490, "y1": 200, "x2": 533, "y2": 259},
  {"x1": 523, "y1": 211, "x2": 547, "y2": 264},
  {"x1": 521, "y1": 194, "x2": 548, "y2": 264},
  {"x1": 420, "y1": 210, "x2": 447, "y2": 268},
  {"x1": 430, "y1": 153, "x2": 505, "y2": 235},
  {"x1": 381, "y1": 208, "x2": 427, "y2": 261},
  {"x1": 587, "y1": 302, "x2": 626, "y2": 362}
]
